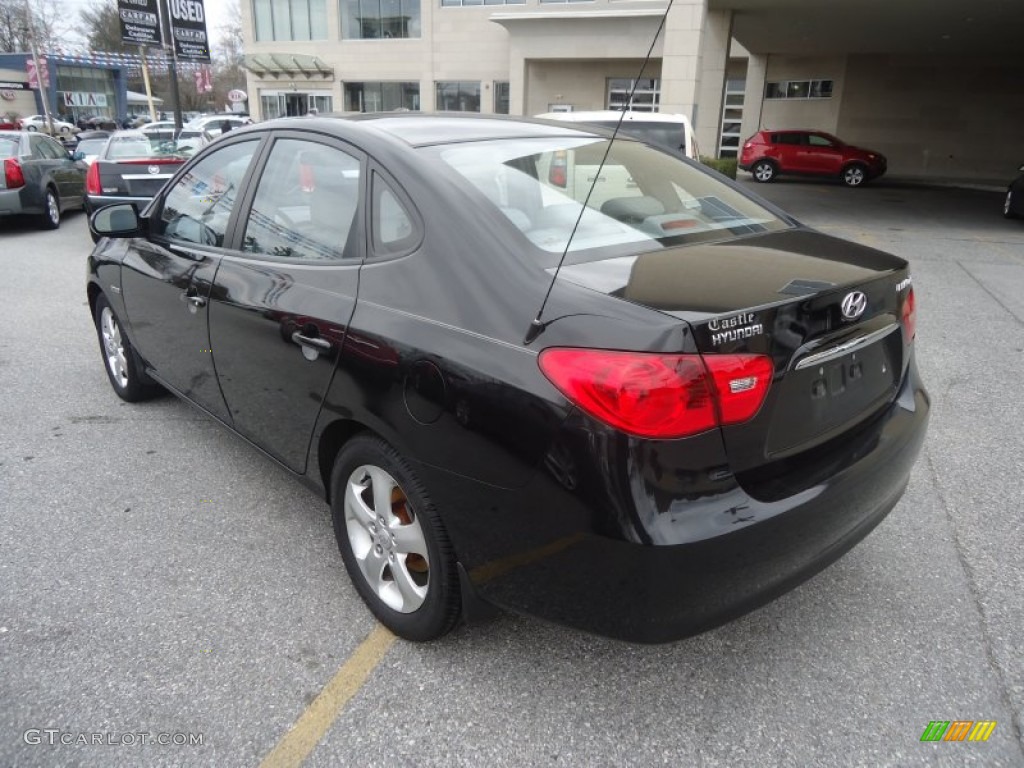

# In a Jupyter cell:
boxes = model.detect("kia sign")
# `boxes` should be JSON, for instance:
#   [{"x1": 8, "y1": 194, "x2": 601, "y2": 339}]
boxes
[
  {"x1": 62, "y1": 92, "x2": 109, "y2": 108},
  {"x1": 118, "y1": 0, "x2": 162, "y2": 47},
  {"x1": 169, "y1": 0, "x2": 211, "y2": 62},
  {"x1": 227, "y1": 89, "x2": 248, "y2": 103}
]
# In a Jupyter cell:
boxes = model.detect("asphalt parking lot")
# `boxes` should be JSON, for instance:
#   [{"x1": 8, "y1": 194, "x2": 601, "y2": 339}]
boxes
[{"x1": 1, "y1": 176, "x2": 1023, "y2": 768}]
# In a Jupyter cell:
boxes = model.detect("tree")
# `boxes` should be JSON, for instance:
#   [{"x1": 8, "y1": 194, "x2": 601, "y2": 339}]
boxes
[
  {"x1": 80, "y1": 0, "x2": 133, "y2": 54},
  {"x1": 209, "y1": 0, "x2": 246, "y2": 109},
  {"x1": 0, "y1": 0, "x2": 74, "y2": 53}
]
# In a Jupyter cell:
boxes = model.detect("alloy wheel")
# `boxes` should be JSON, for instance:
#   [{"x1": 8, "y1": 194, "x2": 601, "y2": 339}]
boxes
[
  {"x1": 1004, "y1": 190, "x2": 1013, "y2": 217},
  {"x1": 344, "y1": 464, "x2": 430, "y2": 613},
  {"x1": 47, "y1": 192, "x2": 60, "y2": 226},
  {"x1": 100, "y1": 307, "x2": 129, "y2": 389},
  {"x1": 844, "y1": 166, "x2": 866, "y2": 187},
  {"x1": 753, "y1": 162, "x2": 775, "y2": 182}
]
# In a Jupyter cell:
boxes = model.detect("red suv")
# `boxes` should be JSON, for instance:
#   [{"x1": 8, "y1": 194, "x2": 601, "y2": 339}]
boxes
[{"x1": 740, "y1": 130, "x2": 887, "y2": 187}]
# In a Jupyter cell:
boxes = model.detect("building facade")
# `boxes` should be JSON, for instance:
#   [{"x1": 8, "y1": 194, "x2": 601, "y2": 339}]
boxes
[
  {"x1": 240, "y1": 0, "x2": 1024, "y2": 180},
  {"x1": 0, "y1": 53, "x2": 131, "y2": 125}
]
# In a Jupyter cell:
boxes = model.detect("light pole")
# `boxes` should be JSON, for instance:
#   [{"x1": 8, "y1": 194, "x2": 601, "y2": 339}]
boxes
[{"x1": 21, "y1": 0, "x2": 55, "y2": 136}]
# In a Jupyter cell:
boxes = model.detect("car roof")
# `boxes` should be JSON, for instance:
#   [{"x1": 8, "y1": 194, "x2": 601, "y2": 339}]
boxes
[
  {"x1": 296, "y1": 113, "x2": 602, "y2": 147},
  {"x1": 537, "y1": 110, "x2": 692, "y2": 125}
]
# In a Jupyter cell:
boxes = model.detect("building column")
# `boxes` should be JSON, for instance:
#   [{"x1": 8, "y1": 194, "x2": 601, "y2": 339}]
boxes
[
  {"x1": 693, "y1": 8, "x2": 732, "y2": 158},
  {"x1": 739, "y1": 52, "x2": 767, "y2": 144},
  {"x1": 659, "y1": 0, "x2": 706, "y2": 120},
  {"x1": 508, "y1": 52, "x2": 527, "y2": 116},
  {"x1": 661, "y1": 2, "x2": 732, "y2": 157}
]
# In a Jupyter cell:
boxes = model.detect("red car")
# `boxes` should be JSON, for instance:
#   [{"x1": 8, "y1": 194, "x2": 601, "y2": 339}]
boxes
[{"x1": 740, "y1": 129, "x2": 887, "y2": 187}]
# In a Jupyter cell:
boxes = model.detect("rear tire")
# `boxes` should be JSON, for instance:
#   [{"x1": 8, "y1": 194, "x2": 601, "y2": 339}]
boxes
[
  {"x1": 38, "y1": 188, "x2": 60, "y2": 230},
  {"x1": 752, "y1": 160, "x2": 777, "y2": 183},
  {"x1": 842, "y1": 163, "x2": 868, "y2": 187},
  {"x1": 93, "y1": 294, "x2": 160, "y2": 402},
  {"x1": 331, "y1": 434, "x2": 461, "y2": 641},
  {"x1": 26, "y1": 125, "x2": 37, "y2": 132}
]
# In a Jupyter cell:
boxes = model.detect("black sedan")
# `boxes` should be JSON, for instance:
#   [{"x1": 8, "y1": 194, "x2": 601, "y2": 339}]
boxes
[
  {"x1": 0, "y1": 131, "x2": 85, "y2": 229},
  {"x1": 1004, "y1": 163, "x2": 1024, "y2": 219},
  {"x1": 84, "y1": 130, "x2": 188, "y2": 219},
  {"x1": 86, "y1": 114, "x2": 929, "y2": 642}
]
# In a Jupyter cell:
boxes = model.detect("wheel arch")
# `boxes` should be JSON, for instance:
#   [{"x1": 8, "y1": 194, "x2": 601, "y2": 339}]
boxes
[{"x1": 317, "y1": 418, "x2": 371, "y2": 504}]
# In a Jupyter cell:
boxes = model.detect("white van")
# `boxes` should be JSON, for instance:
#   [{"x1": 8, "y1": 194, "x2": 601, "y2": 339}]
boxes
[{"x1": 535, "y1": 110, "x2": 699, "y2": 160}]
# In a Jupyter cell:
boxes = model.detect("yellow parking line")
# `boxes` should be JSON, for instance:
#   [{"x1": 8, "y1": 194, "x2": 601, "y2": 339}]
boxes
[{"x1": 259, "y1": 624, "x2": 396, "y2": 768}]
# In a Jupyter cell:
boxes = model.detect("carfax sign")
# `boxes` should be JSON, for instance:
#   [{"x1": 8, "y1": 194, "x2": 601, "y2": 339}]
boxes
[
  {"x1": 117, "y1": 0, "x2": 162, "y2": 47},
  {"x1": 168, "y1": 0, "x2": 211, "y2": 62}
]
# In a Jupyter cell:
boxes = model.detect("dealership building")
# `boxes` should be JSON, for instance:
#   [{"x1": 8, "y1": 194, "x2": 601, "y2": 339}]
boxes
[
  {"x1": 240, "y1": 0, "x2": 1023, "y2": 181},
  {"x1": 0, "y1": 53, "x2": 134, "y2": 125}
]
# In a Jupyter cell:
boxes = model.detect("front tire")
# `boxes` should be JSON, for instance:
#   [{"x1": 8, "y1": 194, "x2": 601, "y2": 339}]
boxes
[
  {"x1": 752, "y1": 160, "x2": 777, "y2": 183},
  {"x1": 331, "y1": 435, "x2": 461, "y2": 641},
  {"x1": 93, "y1": 294, "x2": 160, "y2": 402},
  {"x1": 842, "y1": 163, "x2": 868, "y2": 187},
  {"x1": 26, "y1": 124, "x2": 37, "y2": 132},
  {"x1": 1004, "y1": 189, "x2": 1018, "y2": 219}
]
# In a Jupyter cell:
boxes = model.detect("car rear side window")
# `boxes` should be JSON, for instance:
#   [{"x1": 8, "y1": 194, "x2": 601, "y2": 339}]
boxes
[
  {"x1": 31, "y1": 136, "x2": 65, "y2": 160},
  {"x1": 241, "y1": 138, "x2": 362, "y2": 261},
  {"x1": 0, "y1": 138, "x2": 18, "y2": 158},
  {"x1": 158, "y1": 140, "x2": 259, "y2": 246},
  {"x1": 371, "y1": 172, "x2": 418, "y2": 257},
  {"x1": 772, "y1": 133, "x2": 803, "y2": 145}
]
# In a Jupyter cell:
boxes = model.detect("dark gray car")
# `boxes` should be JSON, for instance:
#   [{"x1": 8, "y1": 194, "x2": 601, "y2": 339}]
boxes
[{"x1": 0, "y1": 132, "x2": 86, "y2": 229}]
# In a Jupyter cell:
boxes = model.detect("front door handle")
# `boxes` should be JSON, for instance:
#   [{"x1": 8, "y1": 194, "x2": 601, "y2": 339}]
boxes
[
  {"x1": 187, "y1": 295, "x2": 207, "y2": 308},
  {"x1": 292, "y1": 332, "x2": 330, "y2": 350}
]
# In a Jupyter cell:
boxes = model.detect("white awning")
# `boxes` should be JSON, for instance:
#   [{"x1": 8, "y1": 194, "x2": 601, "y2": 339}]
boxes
[{"x1": 126, "y1": 90, "x2": 163, "y2": 105}]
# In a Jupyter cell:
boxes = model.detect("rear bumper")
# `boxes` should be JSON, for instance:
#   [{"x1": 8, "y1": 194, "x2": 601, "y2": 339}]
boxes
[
  {"x1": 0, "y1": 187, "x2": 33, "y2": 215},
  {"x1": 424, "y1": 358, "x2": 929, "y2": 643},
  {"x1": 85, "y1": 194, "x2": 153, "y2": 212}
]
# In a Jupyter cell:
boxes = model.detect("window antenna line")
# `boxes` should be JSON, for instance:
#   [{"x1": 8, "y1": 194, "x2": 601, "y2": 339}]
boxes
[{"x1": 524, "y1": 0, "x2": 676, "y2": 345}]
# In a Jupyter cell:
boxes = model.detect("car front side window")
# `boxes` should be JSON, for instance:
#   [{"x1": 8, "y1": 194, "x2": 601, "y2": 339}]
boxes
[
  {"x1": 241, "y1": 138, "x2": 362, "y2": 261},
  {"x1": 157, "y1": 140, "x2": 259, "y2": 246}
]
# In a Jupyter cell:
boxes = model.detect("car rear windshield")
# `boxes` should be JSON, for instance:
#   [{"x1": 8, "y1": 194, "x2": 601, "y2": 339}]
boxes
[
  {"x1": 76, "y1": 139, "x2": 107, "y2": 156},
  {"x1": 106, "y1": 136, "x2": 183, "y2": 161},
  {"x1": 587, "y1": 122, "x2": 686, "y2": 153},
  {"x1": 0, "y1": 137, "x2": 18, "y2": 158},
  {"x1": 425, "y1": 137, "x2": 789, "y2": 260}
]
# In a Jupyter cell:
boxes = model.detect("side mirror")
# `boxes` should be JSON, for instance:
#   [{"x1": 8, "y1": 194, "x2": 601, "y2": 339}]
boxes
[
  {"x1": 71, "y1": 150, "x2": 85, "y2": 161},
  {"x1": 1019, "y1": 163, "x2": 1024, "y2": 173},
  {"x1": 90, "y1": 203, "x2": 143, "y2": 239}
]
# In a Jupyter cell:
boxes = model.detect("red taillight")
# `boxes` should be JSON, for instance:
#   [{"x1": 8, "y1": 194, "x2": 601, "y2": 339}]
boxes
[
  {"x1": 85, "y1": 161, "x2": 102, "y2": 195},
  {"x1": 703, "y1": 354, "x2": 774, "y2": 425},
  {"x1": 538, "y1": 349, "x2": 773, "y2": 439},
  {"x1": 3, "y1": 158, "x2": 25, "y2": 189},
  {"x1": 548, "y1": 150, "x2": 568, "y2": 188},
  {"x1": 901, "y1": 287, "x2": 916, "y2": 344}
]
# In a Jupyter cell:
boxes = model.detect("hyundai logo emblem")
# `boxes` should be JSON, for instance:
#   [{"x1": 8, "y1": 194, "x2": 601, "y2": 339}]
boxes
[
  {"x1": 148, "y1": 165, "x2": 160, "y2": 175},
  {"x1": 841, "y1": 291, "x2": 868, "y2": 320}
]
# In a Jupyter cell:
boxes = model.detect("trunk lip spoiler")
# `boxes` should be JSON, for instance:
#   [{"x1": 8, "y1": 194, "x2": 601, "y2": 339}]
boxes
[{"x1": 792, "y1": 322, "x2": 899, "y2": 371}]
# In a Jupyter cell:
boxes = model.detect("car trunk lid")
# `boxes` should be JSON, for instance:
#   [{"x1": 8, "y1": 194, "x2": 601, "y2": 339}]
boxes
[
  {"x1": 555, "y1": 229, "x2": 914, "y2": 469},
  {"x1": 97, "y1": 159, "x2": 181, "y2": 197}
]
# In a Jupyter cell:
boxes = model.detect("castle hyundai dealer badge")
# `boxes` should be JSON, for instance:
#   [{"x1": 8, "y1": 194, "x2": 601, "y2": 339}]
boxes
[
  {"x1": 117, "y1": 0, "x2": 162, "y2": 47},
  {"x1": 169, "y1": 0, "x2": 211, "y2": 62}
]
